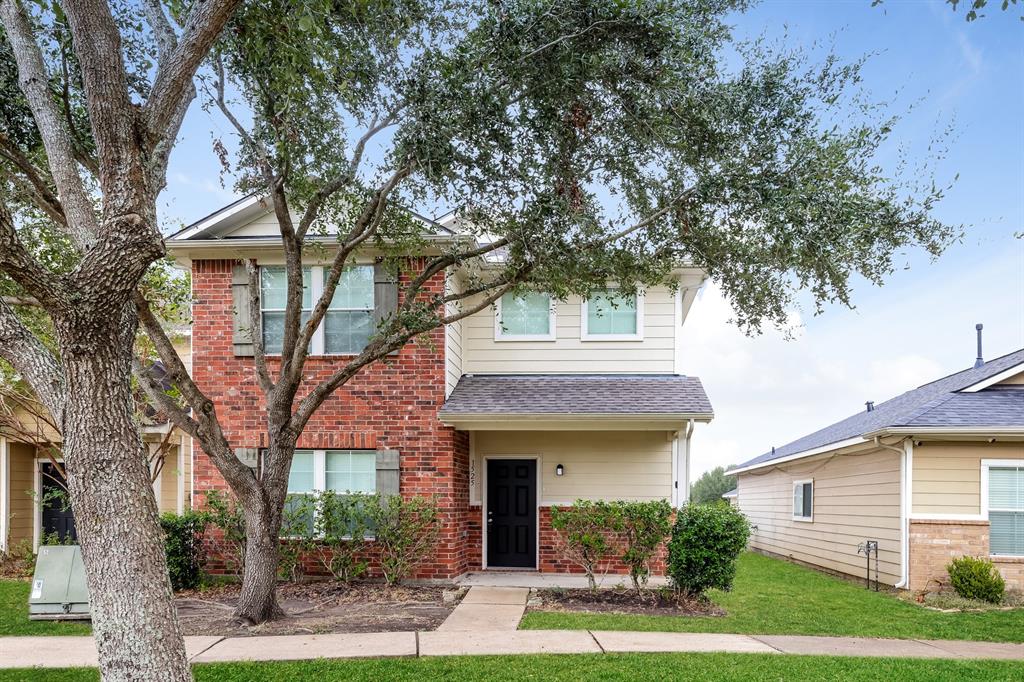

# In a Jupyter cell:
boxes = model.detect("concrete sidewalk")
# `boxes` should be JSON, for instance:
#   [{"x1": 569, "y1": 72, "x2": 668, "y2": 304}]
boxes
[
  {"x1": 437, "y1": 586, "x2": 529, "y2": 631},
  {"x1": 3, "y1": 631, "x2": 1024, "y2": 668}
]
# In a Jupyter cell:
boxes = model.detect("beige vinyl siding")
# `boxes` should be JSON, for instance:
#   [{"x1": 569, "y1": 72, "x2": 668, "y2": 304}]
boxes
[
  {"x1": 997, "y1": 370, "x2": 1024, "y2": 386},
  {"x1": 912, "y1": 441, "x2": 1024, "y2": 516},
  {"x1": 445, "y1": 271, "x2": 464, "y2": 396},
  {"x1": 738, "y1": 447, "x2": 902, "y2": 585},
  {"x1": 157, "y1": 445, "x2": 180, "y2": 513},
  {"x1": 473, "y1": 430, "x2": 673, "y2": 504},
  {"x1": 462, "y1": 287, "x2": 676, "y2": 374},
  {"x1": 7, "y1": 442, "x2": 35, "y2": 546}
]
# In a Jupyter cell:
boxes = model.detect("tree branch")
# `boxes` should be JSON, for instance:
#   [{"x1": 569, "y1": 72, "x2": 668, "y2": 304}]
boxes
[
  {"x1": 0, "y1": 0, "x2": 98, "y2": 249},
  {"x1": 0, "y1": 298, "x2": 63, "y2": 418},
  {"x1": 146, "y1": 0, "x2": 243, "y2": 146},
  {"x1": 0, "y1": 199, "x2": 68, "y2": 308}
]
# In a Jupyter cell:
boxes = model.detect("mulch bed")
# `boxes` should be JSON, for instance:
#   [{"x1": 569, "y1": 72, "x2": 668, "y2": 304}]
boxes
[
  {"x1": 175, "y1": 581, "x2": 463, "y2": 636},
  {"x1": 527, "y1": 587, "x2": 725, "y2": 617}
]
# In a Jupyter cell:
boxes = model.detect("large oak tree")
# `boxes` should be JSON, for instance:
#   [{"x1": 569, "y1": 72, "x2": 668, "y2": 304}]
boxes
[{"x1": 134, "y1": 0, "x2": 957, "y2": 625}]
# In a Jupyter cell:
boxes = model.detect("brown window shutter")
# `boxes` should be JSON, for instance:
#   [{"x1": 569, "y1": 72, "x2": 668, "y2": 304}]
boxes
[
  {"x1": 232, "y1": 264, "x2": 255, "y2": 357},
  {"x1": 373, "y1": 262, "x2": 399, "y2": 355},
  {"x1": 375, "y1": 449, "x2": 400, "y2": 497}
]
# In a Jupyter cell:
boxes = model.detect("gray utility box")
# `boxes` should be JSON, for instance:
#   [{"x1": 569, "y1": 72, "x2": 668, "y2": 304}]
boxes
[{"x1": 29, "y1": 545, "x2": 91, "y2": 620}]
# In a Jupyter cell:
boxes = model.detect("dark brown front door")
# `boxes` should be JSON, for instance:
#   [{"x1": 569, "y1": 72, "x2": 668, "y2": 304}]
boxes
[{"x1": 486, "y1": 459, "x2": 536, "y2": 568}]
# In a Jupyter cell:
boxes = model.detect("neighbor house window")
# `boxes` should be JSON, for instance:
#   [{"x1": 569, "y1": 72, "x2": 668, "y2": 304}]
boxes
[
  {"x1": 793, "y1": 480, "x2": 813, "y2": 521},
  {"x1": 260, "y1": 265, "x2": 374, "y2": 355},
  {"x1": 987, "y1": 463, "x2": 1024, "y2": 556},
  {"x1": 581, "y1": 288, "x2": 643, "y2": 340},
  {"x1": 284, "y1": 449, "x2": 377, "y2": 537},
  {"x1": 495, "y1": 291, "x2": 555, "y2": 340}
]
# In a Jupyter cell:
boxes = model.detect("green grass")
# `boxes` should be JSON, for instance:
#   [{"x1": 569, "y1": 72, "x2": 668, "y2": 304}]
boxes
[
  {"x1": 521, "y1": 553, "x2": 1024, "y2": 642},
  {"x1": 0, "y1": 581, "x2": 90, "y2": 637},
  {"x1": 0, "y1": 654, "x2": 1023, "y2": 682}
]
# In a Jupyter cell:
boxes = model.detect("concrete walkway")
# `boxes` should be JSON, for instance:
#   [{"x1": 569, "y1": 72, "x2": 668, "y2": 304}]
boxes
[
  {"x1": 437, "y1": 586, "x2": 529, "y2": 631},
  {"x1": 3, "y1": 631, "x2": 1024, "y2": 668}
]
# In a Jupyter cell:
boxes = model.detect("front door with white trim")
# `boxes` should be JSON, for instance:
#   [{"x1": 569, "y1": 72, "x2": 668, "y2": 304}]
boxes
[{"x1": 486, "y1": 459, "x2": 537, "y2": 568}]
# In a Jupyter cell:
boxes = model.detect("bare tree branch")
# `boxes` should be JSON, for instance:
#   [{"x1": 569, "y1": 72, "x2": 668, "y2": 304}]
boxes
[
  {"x1": 0, "y1": 0, "x2": 98, "y2": 249},
  {"x1": 0, "y1": 298, "x2": 63, "y2": 418},
  {"x1": 57, "y1": 0, "x2": 143, "y2": 207},
  {"x1": 0, "y1": 200, "x2": 69, "y2": 308},
  {"x1": 0, "y1": 133, "x2": 67, "y2": 226},
  {"x1": 145, "y1": 0, "x2": 243, "y2": 148}
]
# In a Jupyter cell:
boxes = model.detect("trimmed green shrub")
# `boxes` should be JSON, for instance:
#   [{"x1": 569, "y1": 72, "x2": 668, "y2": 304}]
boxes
[
  {"x1": 611, "y1": 500, "x2": 673, "y2": 592},
  {"x1": 315, "y1": 491, "x2": 371, "y2": 583},
  {"x1": 161, "y1": 511, "x2": 209, "y2": 591},
  {"x1": 947, "y1": 555, "x2": 1005, "y2": 604},
  {"x1": 668, "y1": 502, "x2": 750, "y2": 597},
  {"x1": 550, "y1": 500, "x2": 617, "y2": 590},
  {"x1": 366, "y1": 494, "x2": 440, "y2": 585},
  {"x1": 204, "y1": 489, "x2": 247, "y2": 575}
]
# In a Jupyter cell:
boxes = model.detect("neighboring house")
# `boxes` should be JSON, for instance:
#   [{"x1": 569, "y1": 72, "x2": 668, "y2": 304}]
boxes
[
  {"x1": 729, "y1": 342, "x2": 1024, "y2": 592},
  {"x1": 0, "y1": 341, "x2": 193, "y2": 552},
  {"x1": 166, "y1": 195, "x2": 713, "y2": 578},
  {"x1": 721, "y1": 488, "x2": 738, "y2": 506}
]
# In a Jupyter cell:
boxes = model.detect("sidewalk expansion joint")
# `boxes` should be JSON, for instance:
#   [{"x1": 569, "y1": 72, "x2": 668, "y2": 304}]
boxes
[
  {"x1": 587, "y1": 631, "x2": 606, "y2": 654},
  {"x1": 188, "y1": 636, "x2": 225, "y2": 662},
  {"x1": 749, "y1": 635, "x2": 784, "y2": 654}
]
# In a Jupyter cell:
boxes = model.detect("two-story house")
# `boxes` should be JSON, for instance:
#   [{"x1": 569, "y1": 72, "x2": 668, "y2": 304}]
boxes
[{"x1": 167, "y1": 195, "x2": 714, "y2": 578}]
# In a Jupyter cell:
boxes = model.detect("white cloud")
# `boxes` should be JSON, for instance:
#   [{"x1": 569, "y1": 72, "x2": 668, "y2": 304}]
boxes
[{"x1": 682, "y1": 239, "x2": 1023, "y2": 482}]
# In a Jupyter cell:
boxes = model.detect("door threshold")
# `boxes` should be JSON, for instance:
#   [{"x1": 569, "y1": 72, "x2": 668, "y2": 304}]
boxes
[{"x1": 483, "y1": 566, "x2": 538, "y2": 572}]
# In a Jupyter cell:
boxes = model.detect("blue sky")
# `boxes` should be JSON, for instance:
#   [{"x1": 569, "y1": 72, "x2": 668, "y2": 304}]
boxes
[{"x1": 158, "y1": 1, "x2": 1023, "y2": 477}]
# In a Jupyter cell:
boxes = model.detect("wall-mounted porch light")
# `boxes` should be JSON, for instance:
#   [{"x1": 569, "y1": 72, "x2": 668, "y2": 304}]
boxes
[{"x1": 555, "y1": 464, "x2": 564, "y2": 476}]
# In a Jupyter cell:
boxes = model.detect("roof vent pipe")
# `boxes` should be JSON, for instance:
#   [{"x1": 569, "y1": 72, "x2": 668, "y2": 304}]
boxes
[
  {"x1": 865, "y1": 401, "x2": 874, "y2": 413},
  {"x1": 974, "y1": 323, "x2": 985, "y2": 368}
]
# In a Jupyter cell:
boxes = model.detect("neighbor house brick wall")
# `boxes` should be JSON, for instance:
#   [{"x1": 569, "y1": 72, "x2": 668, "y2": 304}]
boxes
[
  {"x1": 908, "y1": 519, "x2": 989, "y2": 591},
  {"x1": 190, "y1": 258, "x2": 473, "y2": 580}
]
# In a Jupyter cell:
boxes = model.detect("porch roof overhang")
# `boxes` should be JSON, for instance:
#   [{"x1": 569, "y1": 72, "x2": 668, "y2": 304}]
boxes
[{"x1": 438, "y1": 374, "x2": 713, "y2": 431}]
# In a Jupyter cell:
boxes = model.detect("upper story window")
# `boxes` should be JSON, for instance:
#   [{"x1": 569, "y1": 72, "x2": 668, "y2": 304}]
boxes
[
  {"x1": 495, "y1": 291, "x2": 556, "y2": 341},
  {"x1": 260, "y1": 265, "x2": 374, "y2": 355},
  {"x1": 793, "y1": 479, "x2": 813, "y2": 522},
  {"x1": 987, "y1": 463, "x2": 1024, "y2": 556},
  {"x1": 581, "y1": 288, "x2": 643, "y2": 341}
]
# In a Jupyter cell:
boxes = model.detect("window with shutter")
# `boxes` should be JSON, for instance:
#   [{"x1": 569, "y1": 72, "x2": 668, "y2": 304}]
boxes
[
  {"x1": 258, "y1": 265, "x2": 374, "y2": 355},
  {"x1": 988, "y1": 465, "x2": 1024, "y2": 556}
]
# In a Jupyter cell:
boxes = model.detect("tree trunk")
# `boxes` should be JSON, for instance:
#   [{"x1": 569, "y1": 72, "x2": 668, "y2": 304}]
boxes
[
  {"x1": 234, "y1": 499, "x2": 284, "y2": 624},
  {"x1": 59, "y1": 306, "x2": 191, "y2": 682}
]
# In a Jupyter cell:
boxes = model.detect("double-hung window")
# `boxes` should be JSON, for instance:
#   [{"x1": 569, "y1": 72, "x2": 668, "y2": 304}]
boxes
[
  {"x1": 793, "y1": 480, "x2": 813, "y2": 521},
  {"x1": 284, "y1": 449, "x2": 377, "y2": 537},
  {"x1": 581, "y1": 288, "x2": 643, "y2": 340},
  {"x1": 986, "y1": 463, "x2": 1024, "y2": 556},
  {"x1": 260, "y1": 265, "x2": 374, "y2": 355},
  {"x1": 495, "y1": 291, "x2": 556, "y2": 340}
]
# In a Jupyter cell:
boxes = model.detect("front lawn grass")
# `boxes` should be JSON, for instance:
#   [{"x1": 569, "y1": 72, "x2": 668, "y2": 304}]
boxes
[
  {"x1": 0, "y1": 581, "x2": 91, "y2": 637},
  {"x1": 521, "y1": 552, "x2": 1024, "y2": 642},
  {"x1": 1, "y1": 653, "x2": 1024, "y2": 682}
]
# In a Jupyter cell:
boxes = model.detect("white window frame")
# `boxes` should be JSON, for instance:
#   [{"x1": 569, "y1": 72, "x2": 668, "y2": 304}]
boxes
[
  {"x1": 260, "y1": 265, "x2": 374, "y2": 356},
  {"x1": 792, "y1": 479, "x2": 813, "y2": 522},
  {"x1": 284, "y1": 449, "x2": 377, "y2": 540},
  {"x1": 494, "y1": 292, "x2": 557, "y2": 342},
  {"x1": 981, "y1": 459, "x2": 1024, "y2": 558},
  {"x1": 580, "y1": 287, "x2": 645, "y2": 341}
]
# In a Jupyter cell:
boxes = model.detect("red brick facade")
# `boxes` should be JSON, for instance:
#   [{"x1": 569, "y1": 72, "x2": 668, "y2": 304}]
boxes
[
  {"x1": 190, "y1": 258, "x2": 668, "y2": 580},
  {"x1": 190, "y1": 259, "x2": 474, "y2": 579}
]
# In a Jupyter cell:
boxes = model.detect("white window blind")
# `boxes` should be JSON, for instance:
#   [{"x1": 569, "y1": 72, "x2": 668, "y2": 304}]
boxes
[{"x1": 989, "y1": 466, "x2": 1024, "y2": 556}]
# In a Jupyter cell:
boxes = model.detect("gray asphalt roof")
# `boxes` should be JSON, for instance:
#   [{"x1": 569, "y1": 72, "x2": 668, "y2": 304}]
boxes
[
  {"x1": 736, "y1": 348, "x2": 1024, "y2": 471},
  {"x1": 439, "y1": 374, "x2": 713, "y2": 417}
]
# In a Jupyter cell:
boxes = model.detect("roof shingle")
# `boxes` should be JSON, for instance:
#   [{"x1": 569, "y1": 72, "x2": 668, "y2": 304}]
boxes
[
  {"x1": 439, "y1": 374, "x2": 713, "y2": 418},
  {"x1": 736, "y1": 349, "x2": 1024, "y2": 471}
]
